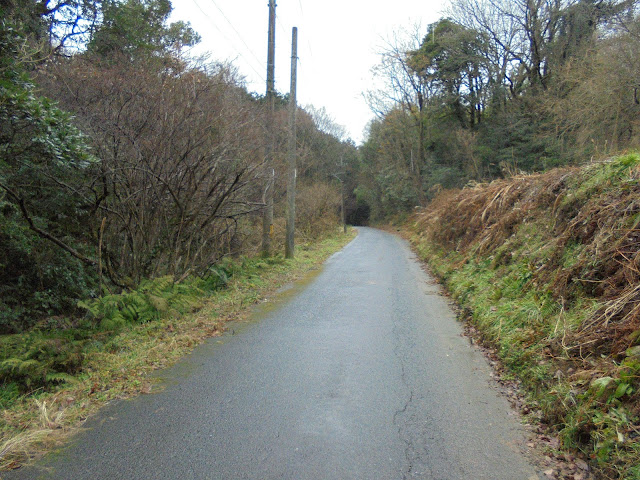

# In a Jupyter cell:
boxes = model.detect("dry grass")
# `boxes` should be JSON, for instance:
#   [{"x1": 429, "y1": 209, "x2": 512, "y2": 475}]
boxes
[
  {"x1": 0, "y1": 228, "x2": 357, "y2": 471},
  {"x1": 414, "y1": 168, "x2": 579, "y2": 255},
  {"x1": 414, "y1": 156, "x2": 640, "y2": 359},
  {"x1": 410, "y1": 155, "x2": 640, "y2": 478}
]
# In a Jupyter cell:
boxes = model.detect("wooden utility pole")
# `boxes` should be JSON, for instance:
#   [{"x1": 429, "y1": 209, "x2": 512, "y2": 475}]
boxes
[
  {"x1": 262, "y1": 0, "x2": 276, "y2": 257},
  {"x1": 285, "y1": 27, "x2": 298, "y2": 259},
  {"x1": 340, "y1": 154, "x2": 347, "y2": 234},
  {"x1": 332, "y1": 154, "x2": 347, "y2": 234}
]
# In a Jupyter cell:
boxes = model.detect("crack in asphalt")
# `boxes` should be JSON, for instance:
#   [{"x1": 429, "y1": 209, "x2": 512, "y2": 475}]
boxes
[
  {"x1": 391, "y1": 316, "x2": 414, "y2": 479},
  {"x1": 3, "y1": 228, "x2": 541, "y2": 480},
  {"x1": 390, "y1": 266, "x2": 419, "y2": 480}
]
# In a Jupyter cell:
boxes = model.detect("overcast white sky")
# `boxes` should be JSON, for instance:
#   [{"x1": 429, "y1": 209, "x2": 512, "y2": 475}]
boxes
[{"x1": 170, "y1": 0, "x2": 448, "y2": 144}]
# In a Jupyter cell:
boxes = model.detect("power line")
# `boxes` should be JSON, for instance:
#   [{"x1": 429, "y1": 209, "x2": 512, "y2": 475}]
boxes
[
  {"x1": 205, "y1": 0, "x2": 265, "y2": 69},
  {"x1": 190, "y1": 0, "x2": 266, "y2": 83}
]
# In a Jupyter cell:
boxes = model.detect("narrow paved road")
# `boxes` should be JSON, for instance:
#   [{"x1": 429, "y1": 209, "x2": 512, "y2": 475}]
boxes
[{"x1": 8, "y1": 228, "x2": 541, "y2": 480}]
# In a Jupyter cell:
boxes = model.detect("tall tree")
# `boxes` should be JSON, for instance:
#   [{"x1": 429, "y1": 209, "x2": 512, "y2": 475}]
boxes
[
  {"x1": 366, "y1": 25, "x2": 435, "y2": 199},
  {"x1": 0, "y1": 11, "x2": 99, "y2": 331},
  {"x1": 408, "y1": 19, "x2": 488, "y2": 128},
  {"x1": 87, "y1": 0, "x2": 199, "y2": 58}
]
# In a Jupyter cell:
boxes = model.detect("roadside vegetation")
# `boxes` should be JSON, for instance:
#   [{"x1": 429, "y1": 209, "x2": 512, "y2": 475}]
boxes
[
  {"x1": 0, "y1": 0, "x2": 356, "y2": 469},
  {"x1": 406, "y1": 154, "x2": 640, "y2": 479},
  {"x1": 0, "y1": 229, "x2": 355, "y2": 469}
]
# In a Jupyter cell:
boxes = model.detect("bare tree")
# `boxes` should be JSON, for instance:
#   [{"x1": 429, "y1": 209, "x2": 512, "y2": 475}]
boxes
[
  {"x1": 448, "y1": 0, "x2": 638, "y2": 93},
  {"x1": 365, "y1": 24, "x2": 436, "y2": 195},
  {"x1": 545, "y1": 21, "x2": 640, "y2": 155},
  {"x1": 39, "y1": 55, "x2": 266, "y2": 284},
  {"x1": 448, "y1": 0, "x2": 524, "y2": 95}
]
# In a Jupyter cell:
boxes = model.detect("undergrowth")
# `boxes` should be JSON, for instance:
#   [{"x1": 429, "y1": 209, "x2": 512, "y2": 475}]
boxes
[
  {"x1": 409, "y1": 154, "x2": 640, "y2": 479},
  {"x1": 0, "y1": 229, "x2": 356, "y2": 470}
]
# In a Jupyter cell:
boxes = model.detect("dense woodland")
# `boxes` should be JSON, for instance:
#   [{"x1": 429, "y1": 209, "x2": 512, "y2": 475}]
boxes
[
  {"x1": 3, "y1": 1, "x2": 640, "y2": 474},
  {"x1": 358, "y1": 0, "x2": 640, "y2": 220},
  {"x1": 2, "y1": 0, "x2": 640, "y2": 330},
  {"x1": 0, "y1": 0, "x2": 355, "y2": 333}
]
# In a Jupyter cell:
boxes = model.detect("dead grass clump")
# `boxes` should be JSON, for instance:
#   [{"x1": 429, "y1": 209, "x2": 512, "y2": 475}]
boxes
[
  {"x1": 549, "y1": 164, "x2": 640, "y2": 356},
  {"x1": 414, "y1": 167, "x2": 579, "y2": 256},
  {"x1": 413, "y1": 156, "x2": 640, "y2": 358}
]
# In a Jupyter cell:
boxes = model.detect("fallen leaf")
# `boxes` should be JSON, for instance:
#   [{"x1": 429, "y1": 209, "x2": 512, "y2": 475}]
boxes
[{"x1": 575, "y1": 459, "x2": 589, "y2": 471}]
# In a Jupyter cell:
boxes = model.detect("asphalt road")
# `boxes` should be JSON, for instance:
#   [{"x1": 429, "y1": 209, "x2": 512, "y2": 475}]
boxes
[{"x1": 6, "y1": 227, "x2": 541, "y2": 480}]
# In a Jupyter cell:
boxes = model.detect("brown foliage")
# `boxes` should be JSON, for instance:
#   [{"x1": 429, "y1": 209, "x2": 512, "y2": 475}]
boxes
[
  {"x1": 414, "y1": 159, "x2": 640, "y2": 358},
  {"x1": 545, "y1": 30, "x2": 640, "y2": 158},
  {"x1": 38, "y1": 55, "x2": 266, "y2": 283},
  {"x1": 414, "y1": 168, "x2": 578, "y2": 254},
  {"x1": 293, "y1": 182, "x2": 341, "y2": 241}
]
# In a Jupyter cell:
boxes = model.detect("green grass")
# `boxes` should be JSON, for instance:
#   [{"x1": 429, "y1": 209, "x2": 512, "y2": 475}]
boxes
[
  {"x1": 575, "y1": 153, "x2": 639, "y2": 193},
  {"x1": 0, "y1": 228, "x2": 357, "y2": 470},
  {"x1": 406, "y1": 155, "x2": 640, "y2": 479},
  {"x1": 413, "y1": 237, "x2": 640, "y2": 478}
]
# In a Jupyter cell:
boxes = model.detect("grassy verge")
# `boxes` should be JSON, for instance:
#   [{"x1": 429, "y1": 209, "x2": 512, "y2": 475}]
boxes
[
  {"x1": 0, "y1": 228, "x2": 357, "y2": 470},
  {"x1": 405, "y1": 156, "x2": 640, "y2": 479}
]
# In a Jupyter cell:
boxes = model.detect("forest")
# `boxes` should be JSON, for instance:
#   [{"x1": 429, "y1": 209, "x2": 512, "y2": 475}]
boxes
[
  {"x1": 357, "y1": 0, "x2": 640, "y2": 221},
  {"x1": 3, "y1": 0, "x2": 640, "y2": 476},
  {"x1": 0, "y1": 0, "x2": 357, "y2": 334}
]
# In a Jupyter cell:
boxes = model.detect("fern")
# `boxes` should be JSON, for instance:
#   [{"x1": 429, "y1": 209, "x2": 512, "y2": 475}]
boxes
[
  {"x1": 1, "y1": 357, "x2": 40, "y2": 374},
  {"x1": 77, "y1": 275, "x2": 205, "y2": 330},
  {"x1": 140, "y1": 276, "x2": 174, "y2": 294},
  {"x1": 0, "y1": 331, "x2": 86, "y2": 392},
  {"x1": 202, "y1": 265, "x2": 230, "y2": 292},
  {"x1": 44, "y1": 372, "x2": 77, "y2": 385}
]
